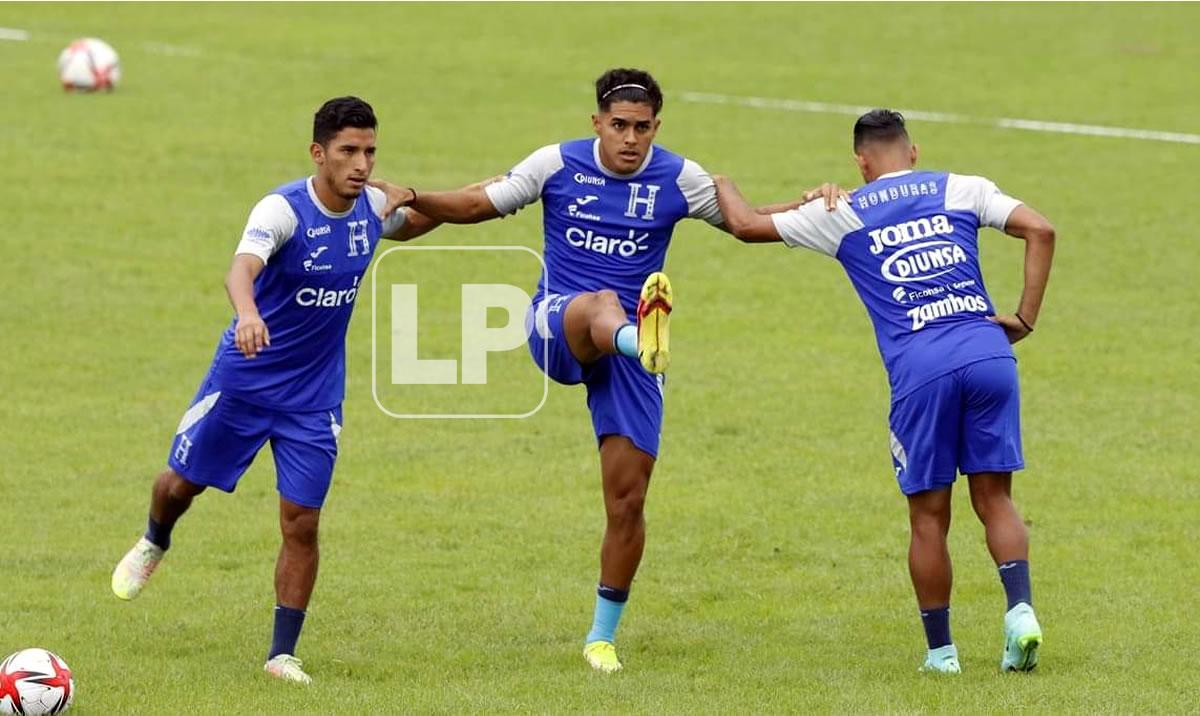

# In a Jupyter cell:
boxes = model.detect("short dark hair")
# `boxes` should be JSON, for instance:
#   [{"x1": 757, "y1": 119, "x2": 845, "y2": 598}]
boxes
[
  {"x1": 595, "y1": 68, "x2": 664, "y2": 116},
  {"x1": 313, "y1": 96, "x2": 377, "y2": 146},
  {"x1": 853, "y1": 109, "x2": 909, "y2": 151}
]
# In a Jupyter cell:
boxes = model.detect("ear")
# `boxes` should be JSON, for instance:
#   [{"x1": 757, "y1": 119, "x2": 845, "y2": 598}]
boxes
[
  {"x1": 854, "y1": 152, "x2": 869, "y2": 175},
  {"x1": 310, "y1": 142, "x2": 325, "y2": 165},
  {"x1": 652, "y1": 117, "x2": 662, "y2": 133},
  {"x1": 910, "y1": 143, "x2": 919, "y2": 167},
  {"x1": 591, "y1": 113, "x2": 602, "y2": 135}
]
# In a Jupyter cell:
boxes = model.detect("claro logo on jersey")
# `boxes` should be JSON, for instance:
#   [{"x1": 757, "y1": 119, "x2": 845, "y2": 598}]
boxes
[
  {"x1": 870, "y1": 215, "x2": 969, "y2": 282},
  {"x1": 907, "y1": 293, "x2": 989, "y2": 331},
  {"x1": 296, "y1": 276, "x2": 360, "y2": 307},
  {"x1": 565, "y1": 227, "x2": 649, "y2": 257}
]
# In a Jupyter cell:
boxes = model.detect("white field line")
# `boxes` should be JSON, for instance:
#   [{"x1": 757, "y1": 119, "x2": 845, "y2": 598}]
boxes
[
  {"x1": 679, "y1": 91, "x2": 1200, "y2": 146},
  {"x1": 0, "y1": 27, "x2": 31, "y2": 41}
]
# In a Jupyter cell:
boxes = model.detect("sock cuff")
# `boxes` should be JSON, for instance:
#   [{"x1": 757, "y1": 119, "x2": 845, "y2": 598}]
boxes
[
  {"x1": 275, "y1": 605, "x2": 307, "y2": 618},
  {"x1": 998, "y1": 559, "x2": 1029, "y2": 569},
  {"x1": 597, "y1": 584, "x2": 630, "y2": 603}
]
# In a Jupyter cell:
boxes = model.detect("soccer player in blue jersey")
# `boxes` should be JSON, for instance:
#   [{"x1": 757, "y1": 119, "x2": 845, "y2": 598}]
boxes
[
  {"x1": 110, "y1": 97, "x2": 442, "y2": 684},
  {"x1": 713, "y1": 110, "x2": 1056, "y2": 674},
  {"x1": 370, "y1": 68, "x2": 835, "y2": 673}
]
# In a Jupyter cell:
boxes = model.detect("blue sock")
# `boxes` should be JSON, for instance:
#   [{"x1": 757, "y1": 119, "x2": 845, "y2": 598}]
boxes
[
  {"x1": 585, "y1": 584, "x2": 629, "y2": 644},
  {"x1": 919, "y1": 606, "x2": 952, "y2": 649},
  {"x1": 998, "y1": 559, "x2": 1032, "y2": 610},
  {"x1": 144, "y1": 516, "x2": 173, "y2": 551},
  {"x1": 269, "y1": 605, "x2": 307, "y2": 659},
  {"x1": 614, "y1": 324, "x2": 638, "y2": 359}
]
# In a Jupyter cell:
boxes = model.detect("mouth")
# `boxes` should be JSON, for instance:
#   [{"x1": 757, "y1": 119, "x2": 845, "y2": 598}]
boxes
[
  {"x1": 618, "y1": 150, "x2": 640, "y2": 162},
  {"x1": 347, "y1": 177, "x2": 366, "y2": 189}
]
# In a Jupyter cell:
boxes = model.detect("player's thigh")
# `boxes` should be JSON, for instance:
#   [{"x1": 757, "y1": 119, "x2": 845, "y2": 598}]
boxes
[
  {"x1": 167, "y1": 385, "x2": 271, "y2": 493},
  {"x1": 527, "y1": 293, "x2": 585, "y2": 385},
  {"x1": 563, "y1": 289, "x2": 623, "y2": 363},
  {"x1": 957, "y1": 358, "x2": 1024, "y2": 474},
  {"x1": 599, "y1": 435, "x2": 656, "y2": 507},
  {"x1": 586, "y1": 356, "x2": 664, "y2": 460},
  {"x1": 889, "y1": 375, "x2": 960, "y2": 496},
  {"x1": 269, "y1": 406, "x2": 341, "y2": 509}
]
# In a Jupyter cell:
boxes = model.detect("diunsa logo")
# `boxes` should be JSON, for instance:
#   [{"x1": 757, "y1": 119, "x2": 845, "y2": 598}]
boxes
[
  {"x1": 881, "y1": 241, "x2": 969, "y2": 282},
  {"x1": 868, "y1": 215, "x2": 953, "y2": 255}
]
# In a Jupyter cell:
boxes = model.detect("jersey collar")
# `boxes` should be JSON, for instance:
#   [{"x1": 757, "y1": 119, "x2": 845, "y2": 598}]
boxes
[
  {"x1": 306, "y1": 176, "x2": 356, "y2": 219},
  {"x1": 877, "y1": 169, "x2": 915, "y2": 180},
  {"x1": 592, "y1": 138, "x2": 655, "y2": 180}
]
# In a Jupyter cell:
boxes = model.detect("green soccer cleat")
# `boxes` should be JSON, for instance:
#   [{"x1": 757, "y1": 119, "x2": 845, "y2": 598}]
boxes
[
  {"x1": 1001, "y1": 603, "x2": 1042, "y2": 672},
  {"x1": 636, "y1": 272, "x2": 672, "y2": 374},
  {"x1": 583, "y1": 640, "x2": 623, "y2": 673},
  {"x1": 111, "y1": 536, "x2": 165, "y2": 601},
  {"x1": 919, "y1": 644, "x2": 961, "y2": 674}
]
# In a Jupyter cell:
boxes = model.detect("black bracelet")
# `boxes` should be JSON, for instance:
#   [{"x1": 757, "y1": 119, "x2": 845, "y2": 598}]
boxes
[
  {"x1": 408, "y1": 187, "x2": 417, "y2": 204},
  {"x1": 1015, "y1": 312, "x2": 1034, "y2": 332}
]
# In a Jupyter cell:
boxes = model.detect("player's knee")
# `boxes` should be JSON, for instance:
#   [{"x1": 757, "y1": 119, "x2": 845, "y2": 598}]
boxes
[
  {"x1": 159, "y1": 469, "x2": 204, "y2": 500},
  {"x1": 280, "y1": 509, "x2": 320, "y2": 547},
  {"x1": 605, "y1": 486, "x2": 646, "y2": 528},
  {"x1": 593, "y1": 290, "x2": 622, "y2": 315}
]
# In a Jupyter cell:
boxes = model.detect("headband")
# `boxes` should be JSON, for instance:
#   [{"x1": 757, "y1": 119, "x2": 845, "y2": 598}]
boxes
[{"x1": 600, "y1": 83, "x2": 650, "y2": 101}]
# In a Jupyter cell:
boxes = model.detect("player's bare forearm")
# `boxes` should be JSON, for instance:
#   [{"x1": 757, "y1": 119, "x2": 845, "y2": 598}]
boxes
[
  {"x1": 410, "y1": 187, "x2": 500, "y2": 224},
  {"x1": 1004, "y1": 205, "x2": 1056, "y2": 327},
  {"x1": 225, "y1": 254, "x2": 270, "y2": 358},
  {"x1": 712, "y1": 175, "x2": 782, "y2": 243}
]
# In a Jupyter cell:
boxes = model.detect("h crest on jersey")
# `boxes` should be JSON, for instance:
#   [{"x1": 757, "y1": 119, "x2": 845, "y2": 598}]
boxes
[
  {"x1": 346, "y1": 219, "x2": 371, "y2": 257},
  {"x1": 624, "y1": 183, "x2": 660, "y2": 220}
]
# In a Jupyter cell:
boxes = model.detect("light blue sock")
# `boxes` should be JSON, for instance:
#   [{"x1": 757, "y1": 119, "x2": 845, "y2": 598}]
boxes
[
  {"x1": 585, "y1": 585, "x2": 629, "y2": 644},
  {"x1": 614, "y1": 324, "x2": 638, "y2": 359}
]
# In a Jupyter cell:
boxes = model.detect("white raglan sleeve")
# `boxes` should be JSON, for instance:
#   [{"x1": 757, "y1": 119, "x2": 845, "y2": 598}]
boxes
[
  {"x1": 484, "y1": 144, "x2": 564, "y2": 216},
  {"x1": 945, "y1": 174, "x2": 1024, "y2": 230},
  {"x1": 676, "y1": 159, "x2": 724, "y2": 225},
  {"x1": 234, "y1": 194, "x2": 297, "y2": 265},
  {"x1": 770, "y1": 200, "x2": 863, "y2": 257},
  {"x1": 365, "y1": 185, "x2": 408, "y2": 238}
]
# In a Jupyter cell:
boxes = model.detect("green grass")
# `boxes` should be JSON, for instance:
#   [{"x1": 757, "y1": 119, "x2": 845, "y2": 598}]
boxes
[{"x1": 2, "y1": 2, "x2": 1198, "y2": 712}]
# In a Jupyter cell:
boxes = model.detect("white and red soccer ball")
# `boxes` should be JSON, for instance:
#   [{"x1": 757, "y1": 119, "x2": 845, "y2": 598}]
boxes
[
  {"x1": 57, "y1": 38, "x2": 120, "y2": 92},
  {"x1": 0, "y1": 649, "x2": 74, "y2": 715}
]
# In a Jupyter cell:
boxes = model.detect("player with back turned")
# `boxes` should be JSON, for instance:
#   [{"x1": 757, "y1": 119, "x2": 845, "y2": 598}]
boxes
[{"x1": 714, "y1": 110, "x2": 1055, "y2": 674}]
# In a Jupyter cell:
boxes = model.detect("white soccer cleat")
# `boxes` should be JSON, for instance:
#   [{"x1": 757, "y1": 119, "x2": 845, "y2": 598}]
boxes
[
  {"x1": 111, "y1": 536, "x2": 165, "y2": 601},
  {"x1": 264, "y1": 654, "x2": 312, "y2": 684}
]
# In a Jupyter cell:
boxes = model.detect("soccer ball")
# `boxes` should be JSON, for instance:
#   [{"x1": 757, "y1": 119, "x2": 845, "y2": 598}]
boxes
[
  {"x1": 0, "y1": 649, "x2": 74, "y2": 715},
  {"x1": 56, "y1": 38, "x2": 120, "y2": 92}
]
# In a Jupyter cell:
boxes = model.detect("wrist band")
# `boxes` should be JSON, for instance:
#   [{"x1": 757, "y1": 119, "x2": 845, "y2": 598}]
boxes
[
  {"x1": 1015, "y1": 312, "x2": 1034, "y2": 332},
  {"x1": 408, "y1": 187, "x2": 417, "y2": 204}
]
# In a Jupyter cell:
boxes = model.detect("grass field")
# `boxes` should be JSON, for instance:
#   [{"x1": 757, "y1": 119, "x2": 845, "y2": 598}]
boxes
[{"x1": 2, "y1": 3, "x2": 1199, "y2": 713}]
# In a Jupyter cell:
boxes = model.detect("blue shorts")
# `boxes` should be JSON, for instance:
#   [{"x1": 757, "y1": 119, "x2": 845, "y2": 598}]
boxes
[
  {"x1": 888, "y1": 357, "x2": 1023, "y2": 495},
  {"x1": 527, "y1": 293, "x2": 664, "y2": 458},
  {"x1": 166, "y1": 376, "x2": 342, "y2": 508}
]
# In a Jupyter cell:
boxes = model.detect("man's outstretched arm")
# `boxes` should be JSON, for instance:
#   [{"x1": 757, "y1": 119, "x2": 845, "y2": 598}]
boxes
[
  {"x1": 370, "y1": 180, "x2": 501, "y2": 226},
  {"x1": 712, "y1": 175, "x2": 785, "y2": 243}
]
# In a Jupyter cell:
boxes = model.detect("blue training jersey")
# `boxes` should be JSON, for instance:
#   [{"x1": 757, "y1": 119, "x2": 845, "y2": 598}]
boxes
[
  {"x1": 207, "y1": 177, "x2": 385, "y2": 411},
  {"x1": 772, "y1": 170, "x2": 1024, "y2": 402},
  {"x1": 484, "y1": 138, "x2": 724, "y2": 318}
]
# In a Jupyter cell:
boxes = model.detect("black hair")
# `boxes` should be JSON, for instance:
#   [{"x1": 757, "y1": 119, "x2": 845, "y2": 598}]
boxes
[
  {"x1": 595, "y1": 68, "x2": 664, "y2": 116},
  {"x1": 853, "y1": 109, "x2": 909, "y2": 151},
  {"x1": 313, "y1": 96, "x2": 377, "y2": 146}
]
